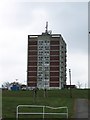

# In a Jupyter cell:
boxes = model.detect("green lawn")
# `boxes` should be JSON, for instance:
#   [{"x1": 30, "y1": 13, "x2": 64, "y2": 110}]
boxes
[{"x1": 2, "y1": 89, "x2": 89, "y2": 119}]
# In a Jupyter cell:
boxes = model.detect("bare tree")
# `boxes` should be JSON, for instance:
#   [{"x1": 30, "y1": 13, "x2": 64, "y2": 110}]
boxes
[
  {"x1": 2, "y1": 82, "x2": 10, "y2": 89},
  {"x1": 77, "y1": 81, "x2": 82, "y2": 89}
]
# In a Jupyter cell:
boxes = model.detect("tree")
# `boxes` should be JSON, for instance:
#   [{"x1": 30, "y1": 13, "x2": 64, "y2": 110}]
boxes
[
  {"x1": 77, "y1": 81, "x2": 82, "y2": 89},
  {"x1": 2, "y1": 82, "x2": 10, "y2": 89}
]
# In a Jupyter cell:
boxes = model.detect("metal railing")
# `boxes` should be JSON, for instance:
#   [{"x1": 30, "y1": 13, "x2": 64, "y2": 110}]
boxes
[{"x1": 16, "y1": 105, "x2": 68, "y2": 119}]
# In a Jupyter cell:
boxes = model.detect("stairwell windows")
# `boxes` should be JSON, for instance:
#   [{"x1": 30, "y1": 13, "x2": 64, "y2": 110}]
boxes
[
  {"x1": 39, "y1": 56, "x2": 43, "y2": 58},
  {"x1": 45, "y1": 40, "x2": 49, "y2": 43},
  {"x1": 45, "y1": 61, "x2": 49, "y2": 64},
  {"x1": 45, "y1": 40, "x2": 50, "y2": 43},
  {"x1": 45, "y1": 46, "x2": 50, "y2": 50},
  {"x1": 38, "y1": 62, "x2": 43, "y2": 66},
  {"x1": 38, "y1": 51, "x2": 43, "y2": 55},
  {"x1": 45, "y1": 73, "x2": 49, "y2": 77},
  {"x1": 45, "y1": 51, "x2": 49, "y2": 54},
  {"x1": 38, "y1": 67, "x2": 42, "y2": 71},
  {"x1": 38, "y1": 77, "x2": 42, "y2": 80},
  {"x1": 45, "y1": 77, "x2": 49, "y2": 79},
  {"x1": 38, "y1": 56, "x2": 43, "y2": 61},
  {"x1": 39, "y1": 46, "x2": 43, "y2": 50},
  {"x1": 45, "y1": 56, "x2": 49, "y2": 59},
  {"x1": 39, "y1": 53, "x2": 43, "y2": 56},
  {"x1": 39, "y1": 41, "x2": 43, "y2": 45},
  {"x1": 45, "y1": 67, "x2": 49, "y2": 71},
  {"x1": 44, "y1": 56, "x2": 49, "y2": 61}
]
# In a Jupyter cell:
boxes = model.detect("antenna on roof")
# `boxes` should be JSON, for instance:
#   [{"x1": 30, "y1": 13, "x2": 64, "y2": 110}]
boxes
[{"x1": 45, "y1": 21, "x2": 48, "y2": 33}]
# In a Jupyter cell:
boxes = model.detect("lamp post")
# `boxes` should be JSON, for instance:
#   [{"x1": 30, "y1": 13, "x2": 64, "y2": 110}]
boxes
[
  {"x1": 69, "y1": 69, "x2": 72, "y2": 98},
  {"x1": 44, "y1": 77, "x2": 47, "y2": 98}
]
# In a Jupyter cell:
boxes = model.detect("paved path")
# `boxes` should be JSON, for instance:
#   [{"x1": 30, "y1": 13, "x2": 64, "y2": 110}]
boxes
[{"x1": 74, "y1": 99, "x2": 89, "y2": 118}]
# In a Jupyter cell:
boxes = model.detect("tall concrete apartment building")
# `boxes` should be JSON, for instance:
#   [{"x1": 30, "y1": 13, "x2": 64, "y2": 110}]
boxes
[{"x1": 27, "y1": 23, "x2": 67, "y2": 89}]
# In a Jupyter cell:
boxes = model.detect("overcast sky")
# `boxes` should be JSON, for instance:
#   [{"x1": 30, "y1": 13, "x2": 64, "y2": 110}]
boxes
[{"x1": 0, "y1": 1, "x2": 88, "y2": 88}]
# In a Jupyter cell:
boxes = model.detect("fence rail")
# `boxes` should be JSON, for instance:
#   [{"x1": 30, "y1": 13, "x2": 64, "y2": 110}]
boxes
[{"x1": 16, "y1": 105, "x2": 68, "y2": 119}]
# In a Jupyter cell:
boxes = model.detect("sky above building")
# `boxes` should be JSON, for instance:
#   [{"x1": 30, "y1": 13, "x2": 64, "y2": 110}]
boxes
[{"x1": 0, "y1": 1, "x2": 88, "y2": 88}]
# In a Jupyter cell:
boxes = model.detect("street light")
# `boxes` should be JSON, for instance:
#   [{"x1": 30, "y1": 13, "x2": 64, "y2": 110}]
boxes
[
  {"x1": 69, "y1": 69, "x2": 72, "y2": 98},
  {"x1": 69, "y1": 69, "x2": 71, "y2": 86}
]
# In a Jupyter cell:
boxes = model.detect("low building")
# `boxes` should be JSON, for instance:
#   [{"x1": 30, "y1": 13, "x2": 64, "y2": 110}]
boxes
[
  {"x1": 8, "y1": 82, "x2": 20, "y2": 91},
  {"x1": 64, "y1": 85, "x2": 77, "y2": 89}
]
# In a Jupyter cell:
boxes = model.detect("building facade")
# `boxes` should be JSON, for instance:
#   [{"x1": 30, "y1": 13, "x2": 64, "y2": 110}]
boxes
[{"x1": 27, "y1": 26, "x2": 67, "y2": 89}]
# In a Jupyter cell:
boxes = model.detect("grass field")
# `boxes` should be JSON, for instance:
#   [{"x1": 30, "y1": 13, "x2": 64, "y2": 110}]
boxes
[{"x1": 2, "y1": 89, "x2": 89, "y2": 119}]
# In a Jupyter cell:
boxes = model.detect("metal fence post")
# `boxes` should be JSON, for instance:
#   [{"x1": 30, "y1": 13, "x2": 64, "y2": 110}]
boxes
[
  {"x1": 67, "y1": 107, "x2": 68, "y2": 118},
  {"x1": 43, "y1": 106, "x2": 45, "y2": 120},
  {"x1": 16, "y1": 106, "x2": 18, "y2": 120}
]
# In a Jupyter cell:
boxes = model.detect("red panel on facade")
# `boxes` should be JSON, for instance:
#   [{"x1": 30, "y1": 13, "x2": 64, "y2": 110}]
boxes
[
  {"x1": 28, "y1": 72, "x2": 37, "y2": 76},
  {"x1": 28, "y1": 51, "x2": 37, "y2": 55},
  {"x1": 50, "y1": 83, "x2": 59, "y2": 87},
  {"x1": 28, "y1": 56, "x2": 37, "y2": 61},
  {"x1": 28, "y1": 41, "x2": 37, "y2": 45},
  {"x1": 50, "y1": 62, "x2": 59, "y2": 66},
  {"x1": 28, "y1": 46, "x2": 37, "y2": 50},
  {"x1": 28, "y1": 62, "x2": 37, "y2": 66},
  {"x1": 28, "y1": 83, "x2": 37, "y2": 87},
  {"x1": 50, "y1": 56, "x2": 59, "y2": 60},
  {"x1": 50, "y1": 41, "x2": 59, "y2": 45},
  {"x1": 50, "y1": 51, "x2": 59, "y2": 55},
  {"x1": 51, "y1": 37, "x2": 60, "y2": 41},
  {"x1": 50, "y1": 72, "x2": 59, "y2": 76},
  {"x1": 50, "y1": 67, "x2": 59, "y2": 71},
  {"x1": 28, "y1": 67, "x2": 37, "y2": 71},
  {"x1": 28, "y1": 77, "x2": 37, "y2": 81},
  {"x1": 50, "y1": 46, "x2": 59, "y2": 50},
  {"x1": 50, "y1": 77, "x2": 59, "y2": 81}
]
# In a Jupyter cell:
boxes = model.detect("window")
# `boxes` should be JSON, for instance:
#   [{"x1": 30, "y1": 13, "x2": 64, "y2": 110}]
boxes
[
  {"x1": 39, "y1": 41, "x2": 43, "y2": 43},
  {"x1": 45, "y1": 51, "x2": 49, "y2": 54},
  {"x1": 38, "y1": 77, "x2": 42, "y2": 80},
  {"x1": 38, "y1": 56, "x2": 43, "y2": 60},
  {"x1": 44, "y1": 81, "x2": 49, "y2": 85},
  {"x1": 39, "y1": 51, "x2": 43, "y2": 54},
  {"x1": 38, "y1": 71, "x2": 43, "y2": 74},
  {"x1": 45, "y1": 74, "x2": 49, "y2": 77},
  {"x1": 39, "y1": 56, "x2": 43, "y2": 59},
  {"x1": 39, "y1": 46, "x2": 43, "y2": 48},
  {"x1": 39, "y1": 46, "x2": 43, "y2": 50},
  {"x1": 45, "y1": 67, "x2": 49, "y2": 71},
  {"x1": 45, "y1": 46, "x2": 50, "y2": 50},
  {"x1": 38, "y1": 67, "x2": 43, "y2": 71},
  {"x1": 44, "y1": 61, "x2": 49, "y2": 64},
  {"x1": 62, "y1": 51, "x2": 63, "y2": 54},
  {"x1": 39, "y1": 62, "x2": 42, "y2": 64},
  {"x1": 45, "y1": 40, "x2": 49, "y2": 43},
  {"x1": 61, "y1": 46, "x2": 63, "y2": 49},
  {"x1": 45, "y1": 78, "x2": 49, "y2": 81},
  {"x1": 38, "y1": 62, "x2": 43, "y2": 66},
  {"x1": 38, "y1": 53, "x2": 43, "y2": 56}
]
